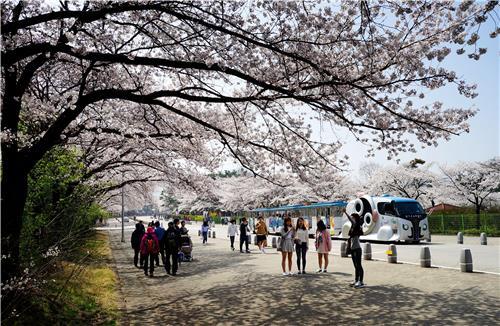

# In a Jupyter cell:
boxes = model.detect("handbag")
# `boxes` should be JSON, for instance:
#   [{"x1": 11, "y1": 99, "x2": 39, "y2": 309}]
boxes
[{"x1": 277, "y1": 237, "x2": 282, "y2": 252}]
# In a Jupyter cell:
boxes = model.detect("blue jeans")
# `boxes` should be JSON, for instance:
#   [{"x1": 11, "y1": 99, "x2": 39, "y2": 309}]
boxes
[{"x1": 202, "y1": 231, "x2": 208, "y2": 243}]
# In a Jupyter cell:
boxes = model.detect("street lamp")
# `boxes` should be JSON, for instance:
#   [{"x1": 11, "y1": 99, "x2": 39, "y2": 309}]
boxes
[{"x1": 121, "y1": 175, "x2": 125, "y2": 243}]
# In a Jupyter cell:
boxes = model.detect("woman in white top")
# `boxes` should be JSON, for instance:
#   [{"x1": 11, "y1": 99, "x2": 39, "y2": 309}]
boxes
[
  {"x1": 227, "y1": 219, "x2": 239, "y2": 251},
  {"x1": 294, "y1": 217, "x2": 309, "y2": 274}
]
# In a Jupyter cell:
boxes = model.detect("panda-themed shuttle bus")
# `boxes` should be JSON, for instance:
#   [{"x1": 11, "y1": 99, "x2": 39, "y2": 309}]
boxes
[{"x1": 248, "y1": 195, "x2": 431, "y2": 243}]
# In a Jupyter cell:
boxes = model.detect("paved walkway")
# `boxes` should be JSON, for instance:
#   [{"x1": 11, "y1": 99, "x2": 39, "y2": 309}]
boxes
[{"x1": 108, "y1": 223, "x2": 499, "y2": 325}]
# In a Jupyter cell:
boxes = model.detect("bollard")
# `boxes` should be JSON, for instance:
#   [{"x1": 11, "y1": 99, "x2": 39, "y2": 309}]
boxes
[
  {"x1": 420, "y1": 246, "x2": 431, "y2": 268},
  {"x1": 272, "y1": 237, "x2": 277, "y2": 248},
  {"x1": 457, "y1": 232, "x2": 463, "y2": 244},
  {"x1": 480, "y1": 233, "x2": 487, "y2": 245},
  {"x1": 198, "y1": 230, "x2": 201, "y2": 236},
  {"x1": 387, "y1": 244, "x2": 397, "y2": 263},
  {"x1": 212, "y1": 231, "x2": 216, "y2": 238},
  {"x1": 340, "y1": 241, "x2": 348, "y2": 257},
  {"x1": 460, "y1": 248, "x2": 473, "y2": 272},
  {"x1": 363, "y1": 243, "x2": 372, "y2": 260}
]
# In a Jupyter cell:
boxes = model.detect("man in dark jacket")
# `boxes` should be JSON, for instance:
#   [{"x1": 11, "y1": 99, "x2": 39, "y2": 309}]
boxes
[
  {"x1": 131, "y1": 222, "x2": 145, "y2": 267},
  {"x1": 240, "y1": 218, "x2": 250, "y2": 253},
  {"x1": 154, "y1": 221, "x2": 166, "y2": 266},
  {"x1": 164, "y1": 222, "x2": 180, "y2": 275}
]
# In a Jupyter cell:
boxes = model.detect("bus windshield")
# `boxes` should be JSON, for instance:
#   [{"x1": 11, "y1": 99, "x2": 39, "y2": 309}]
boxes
[{"x1": 394, "y1": 202, "x2": 425, "y2": 216}]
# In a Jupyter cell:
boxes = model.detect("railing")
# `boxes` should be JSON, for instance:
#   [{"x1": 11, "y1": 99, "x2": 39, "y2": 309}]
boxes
[{"x1": 428, "y1": 213, "x2": 500, "y2": 236}]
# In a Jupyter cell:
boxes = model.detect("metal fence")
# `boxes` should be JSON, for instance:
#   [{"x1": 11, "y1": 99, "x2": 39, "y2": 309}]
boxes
[{"x1": 428, "y1": 213, "x2": 500, "y2": 236}]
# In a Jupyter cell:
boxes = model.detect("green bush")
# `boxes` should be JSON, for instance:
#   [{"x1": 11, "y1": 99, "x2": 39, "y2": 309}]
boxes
[{"x1": 3, "y1": 146, "x2": 113, "y2": 324}]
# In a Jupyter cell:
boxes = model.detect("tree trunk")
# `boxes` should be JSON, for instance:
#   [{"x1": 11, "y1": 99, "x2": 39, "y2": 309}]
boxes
[
  {"x1": 1, "y1": 151, "x2": 29, "y2": 283},
  {"x1": 475, "y1": 204, "x2": 481, "y2": 230}
]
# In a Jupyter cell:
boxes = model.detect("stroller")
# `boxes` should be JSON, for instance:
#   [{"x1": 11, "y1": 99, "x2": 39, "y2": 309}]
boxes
[{"x1": 178, "y1": 234, "x2": 193, "y2": 262}]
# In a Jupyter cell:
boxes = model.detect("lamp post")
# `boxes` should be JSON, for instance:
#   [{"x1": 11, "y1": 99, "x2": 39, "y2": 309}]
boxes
[{"x1": 121, "y1": 176, "x2": 125, "y2": 243}]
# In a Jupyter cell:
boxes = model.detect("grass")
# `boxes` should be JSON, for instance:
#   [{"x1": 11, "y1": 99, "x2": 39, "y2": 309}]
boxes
[
  {"x1": 5, "y1": 231, "x2": 120, "y2": 326},
  {"x1": 54, "y1": 232, "x2": 119, "y2": 324}
]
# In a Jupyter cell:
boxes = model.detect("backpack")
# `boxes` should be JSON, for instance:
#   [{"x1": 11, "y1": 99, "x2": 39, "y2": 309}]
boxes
[
  {"x1": 146, "y1": 234, "x2": 156, "y2": 253},
  {"x1": 166, "y1": 230, "x2": 177, "y2": 248}
]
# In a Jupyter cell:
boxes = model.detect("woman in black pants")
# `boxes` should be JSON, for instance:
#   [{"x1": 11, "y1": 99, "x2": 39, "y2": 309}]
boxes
[
  {"x1": 294, "y1": 217, "x2": 309, "y2": 274},
  {"x1": 347, "y1": 212, "x2": 364, "y2": 288}
]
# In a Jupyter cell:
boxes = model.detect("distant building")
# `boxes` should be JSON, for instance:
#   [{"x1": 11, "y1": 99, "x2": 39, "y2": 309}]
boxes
[{"x1": 426, "y1": 203, "x2": 462, "y2": 214}]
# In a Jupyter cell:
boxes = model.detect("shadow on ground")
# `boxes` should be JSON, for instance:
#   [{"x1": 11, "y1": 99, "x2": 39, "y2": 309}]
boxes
[{"x1": 109, "y1": 230, "x2": 499, "y2": 325}]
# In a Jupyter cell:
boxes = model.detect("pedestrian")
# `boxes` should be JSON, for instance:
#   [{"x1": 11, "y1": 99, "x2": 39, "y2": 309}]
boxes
[
  {"x1": 227, "y1": 219, "x2": 239, "y2": 251},
  {"x1": 201, "y1": 221, "x2": 210, "y2": 244},
  {"x1": 154, "y1": 221, "x2": 166, "y2": 266},
  {"x1": 140, "y1": 227, "x2": 160, "y2": 277},
  {"x1": 280, "y1": 217, "x2": 295, "y2": 275},
  {"x1": 180, "y1": 220, "x2": 189, "y2": 235},
  {"x1": 315, "y1": 220, "x2": 331, "y2": 273},
  {"x1": 137, "y1": 220, "x2": 145, "y2": 233},
  {"x1": 295, "y1": 217, "x2": 309, "y2": 274},
  {"x1": 164, "y1": 222, "x2": 180, "y2": 276},
  {"x1": 131, "y1": 222, "x2": 145, "y2": 268},
  {"x1": 239, "y1": 218, "x2": 251, "y2": 253},
  {"x1": 255, "y1": 216, "x2": 268, "y2": 253},
  {"x1": 346, "y1": 211, "x2": 365, "y2": 288},
  {"x1": 174, "y1": 218, "x2": 181, "y2": 232}
]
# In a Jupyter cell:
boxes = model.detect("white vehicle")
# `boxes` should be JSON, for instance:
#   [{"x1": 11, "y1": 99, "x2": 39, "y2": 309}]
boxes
[{"x1": 340, "y1": 195, "x2": 431, "y2": 243}]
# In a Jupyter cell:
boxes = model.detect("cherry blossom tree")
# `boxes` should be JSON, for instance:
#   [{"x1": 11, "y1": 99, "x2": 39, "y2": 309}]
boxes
[
  {"x1": 365, "y1": 163, "x2": 437, "y2": 204},
  {"x1": 1, "y1": 0, "x2": 498, "y2": 280},
  {"x1": 440, "y1": 158, "x2": 500, "y2": 228}
]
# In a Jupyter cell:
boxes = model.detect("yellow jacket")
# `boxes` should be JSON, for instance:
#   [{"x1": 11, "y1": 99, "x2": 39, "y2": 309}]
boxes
[{"x1": 255, "y1": 221, "x2": 268, "y2": 235}]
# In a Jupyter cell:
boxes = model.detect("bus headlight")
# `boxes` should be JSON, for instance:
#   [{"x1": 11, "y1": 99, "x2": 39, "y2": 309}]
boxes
[{"x1": 402, "y1": 224, "x2": 409, "y2": 231}]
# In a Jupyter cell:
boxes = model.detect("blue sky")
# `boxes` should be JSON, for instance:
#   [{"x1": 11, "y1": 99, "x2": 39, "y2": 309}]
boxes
[{"x1": 331, "y1": 24, "x2": 499, "y2": 175}]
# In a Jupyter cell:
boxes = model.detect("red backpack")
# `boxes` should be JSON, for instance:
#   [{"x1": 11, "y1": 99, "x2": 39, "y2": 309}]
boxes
[{"x1": 146, "y1": 234, "x2": 156, "y2": 253}]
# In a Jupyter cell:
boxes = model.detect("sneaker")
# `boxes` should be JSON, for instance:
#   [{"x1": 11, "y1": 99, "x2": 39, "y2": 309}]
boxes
[
  {"x1": 240, "y1": 250, "x2": 244, "y2": 253},
  {"x1": 282, "y1": 272, "x2": 289, "y2": 276},
  {"x1": 316, "y1": 269, "x2": 323, "y2": 273},
  {"x1": 297, "y1": 270, "x2": 302, "y2": 275},
  {"x1": 302, "y1": 271, "x2": 307, "y2": 274},
  {"x1": 322, "y1": 269, "x2": 327, "y2": 273},
  {"x1": 354, "y1": 281, "x2": 365, "y2": 288},
  {"x1": 262, "y1": 248, "x2": 266, "y2": 254},
  {"x1": 289, "y1": 271, "x2": 294, "y2": 276},
  {"x1": 246, "y1": 250, "x2": 251, "y2": 253}
]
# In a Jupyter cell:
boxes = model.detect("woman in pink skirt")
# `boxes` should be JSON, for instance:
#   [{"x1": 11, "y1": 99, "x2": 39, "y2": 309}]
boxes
[{"x1": 315, "y1": 220, "x2": 332, "y2": 273}]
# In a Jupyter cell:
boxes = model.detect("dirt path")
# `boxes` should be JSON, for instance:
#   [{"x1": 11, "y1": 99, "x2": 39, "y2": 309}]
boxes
[{"x1": 109, "y1": 227, "x2": 500, "y2": 325}]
